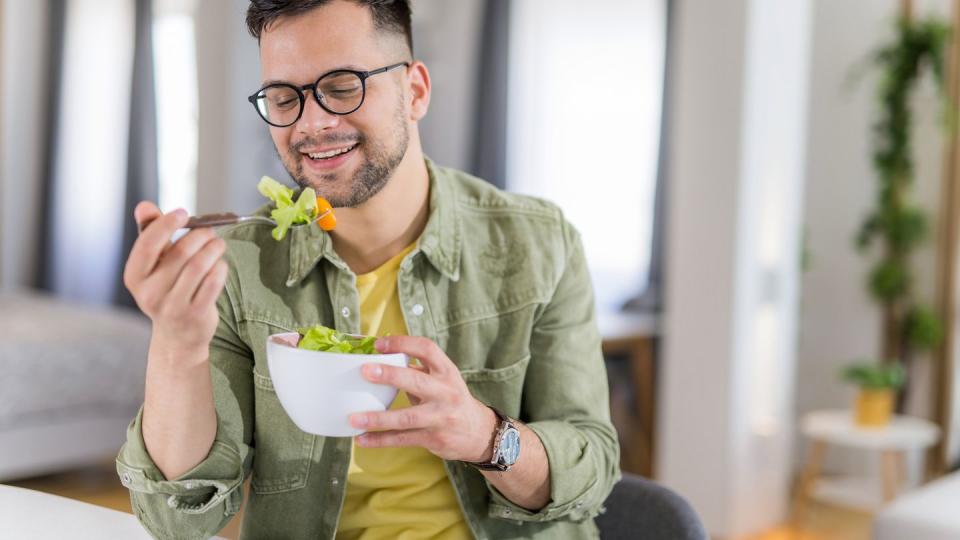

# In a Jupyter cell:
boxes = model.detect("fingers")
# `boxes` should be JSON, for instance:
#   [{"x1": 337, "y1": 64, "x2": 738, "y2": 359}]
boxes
[
  {"x1": 125, "y1": 207, "x2": 189, "y2": 284},
  {"x1": 350, "y1": 404, "x2": 430, "y2": 431},
  {"x1": 361, "y1": 363, "x2": 446, "y2": 401},
  {"x1": 191, "y1": 259, "x2": 229, "y2": 308},
  {"x1": 148, "y1": 228, "x2": 218, "y2": 285},
  {"x1": 375, "y1": 336, "x2": 452, "y2": 375},
  {"x1": 356, "y1": 429, "x2": 429, "y2": 449},
  {"x1": 356, "y1": 428, "x2": 459, "y2": 457},
  {"x1": 167, "y1": 235, "x2": 227, "y2": 309},
  {"x1": 134, "y1": 229, "x2": 221, "y2": 312},
  {"x1": 124, "y1": 201, "x2": 227, "y2": 354}
]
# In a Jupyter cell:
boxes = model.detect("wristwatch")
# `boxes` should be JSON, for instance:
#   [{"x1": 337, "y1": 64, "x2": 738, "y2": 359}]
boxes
[{"x1": 467, "y1": 407, "x2": 521, "y2": 472}]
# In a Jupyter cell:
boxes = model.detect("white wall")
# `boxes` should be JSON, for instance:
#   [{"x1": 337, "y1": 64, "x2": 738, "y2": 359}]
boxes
[
  {"x1": 659, "y1": 0, "x2": 746, "y2": 529},
  {"x1": 796, "y1": 0, "x2": 950, "y2": 475},
  {"x1": 658, "y1": 0, "x2": 811, "y2": 537},
  {"x1": 0, "y1": 1, "x2": 49, "y2": 291}
]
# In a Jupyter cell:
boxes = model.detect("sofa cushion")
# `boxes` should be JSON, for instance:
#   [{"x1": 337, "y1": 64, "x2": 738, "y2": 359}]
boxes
[
  {"x1": 874, "y1": 471, "x2": 960, "y2": 540},
  {"x1": 0, "y1": 290, "x2": 150, "y2": 431}
]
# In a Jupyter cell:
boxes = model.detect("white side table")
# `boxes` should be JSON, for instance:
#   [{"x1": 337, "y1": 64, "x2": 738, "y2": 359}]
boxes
[{"x1": 794, "y1": 409, "x2": 940, "y2": 520}]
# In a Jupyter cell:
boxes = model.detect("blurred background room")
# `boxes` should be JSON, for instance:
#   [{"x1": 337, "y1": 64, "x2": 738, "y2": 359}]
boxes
[{"x1": 3, "y1": 0, "x2": 960, "y2": 539}]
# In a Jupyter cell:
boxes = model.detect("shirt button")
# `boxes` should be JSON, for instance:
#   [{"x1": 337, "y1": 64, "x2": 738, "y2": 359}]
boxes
[
  {"x1": 332, "y1": 478, "x2": 339, "y2": 486},
  {"x1": 121, "y1": 472, "x2": 132, "y2": 485},
  {"x1": 341, "y1": 307, "x2": 351, "y2": 318},
  {"x1": 411, "y1": 304, "x2": 424, "y2": 316},
  {"x1": 504, "y1": 508, "x2": 512, "y2": 516}
]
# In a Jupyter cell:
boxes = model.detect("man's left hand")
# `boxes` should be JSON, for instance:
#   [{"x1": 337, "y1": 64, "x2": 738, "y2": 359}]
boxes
[{"x1": 349, "y1": 335, "x2": 498, "y2": 463}]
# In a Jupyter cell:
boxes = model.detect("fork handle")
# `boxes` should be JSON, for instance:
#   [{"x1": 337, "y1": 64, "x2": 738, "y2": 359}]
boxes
[{"x1": 185, "y1": 213, "x2": 242, "y2": 228}]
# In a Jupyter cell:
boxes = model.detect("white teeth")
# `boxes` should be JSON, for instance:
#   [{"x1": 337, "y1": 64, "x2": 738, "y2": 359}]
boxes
[{"x1": 308, "y1": 145, "x2": 355, "y2": 159}]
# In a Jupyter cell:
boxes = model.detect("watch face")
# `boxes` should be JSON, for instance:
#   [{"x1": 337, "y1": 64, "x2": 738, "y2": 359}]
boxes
[{"x1": 499, "y1": 427, "x2": 521, "y2": 465}]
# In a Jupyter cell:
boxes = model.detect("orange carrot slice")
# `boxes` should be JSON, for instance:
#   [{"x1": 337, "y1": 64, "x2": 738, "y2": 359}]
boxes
[{"x1": 315, "y1": 196, "x2": 336, "y2": 231}]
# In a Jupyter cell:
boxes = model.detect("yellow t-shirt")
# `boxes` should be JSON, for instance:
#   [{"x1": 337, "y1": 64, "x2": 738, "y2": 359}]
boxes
[{"x1": 335, "y1": 242, "x2": 472, "y2": 540}]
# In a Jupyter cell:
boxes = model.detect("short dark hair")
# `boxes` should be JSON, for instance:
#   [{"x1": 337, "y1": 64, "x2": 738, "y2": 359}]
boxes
[{"x1": 246, "y1": 0, "x2": 413, "y2": 56}]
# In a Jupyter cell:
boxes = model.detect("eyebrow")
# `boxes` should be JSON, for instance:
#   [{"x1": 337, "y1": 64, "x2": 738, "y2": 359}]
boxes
[{"x1": 260, "y1": 65, "x2": 368, "y2": 87}]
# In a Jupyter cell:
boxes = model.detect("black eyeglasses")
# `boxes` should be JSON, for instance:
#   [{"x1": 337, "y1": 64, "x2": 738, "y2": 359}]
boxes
[{"x1": 248, "y1": 62, "x2": 410, "y2": 127}]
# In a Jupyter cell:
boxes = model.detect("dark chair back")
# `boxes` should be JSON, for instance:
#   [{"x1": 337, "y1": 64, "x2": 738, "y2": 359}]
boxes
[{"x1": 595, "y1": 473, "x2": 707, "y2": 540}]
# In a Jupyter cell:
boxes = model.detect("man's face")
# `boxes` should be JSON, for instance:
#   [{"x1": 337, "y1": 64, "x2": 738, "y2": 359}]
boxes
[{"x1": 258, "y1": 1, "x2": 410, "y2": 208}]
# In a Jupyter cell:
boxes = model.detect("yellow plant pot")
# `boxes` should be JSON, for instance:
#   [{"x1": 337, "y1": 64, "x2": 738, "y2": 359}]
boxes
[{"x1": 854, "y1": 388, "x2": 894, "y2": 427}]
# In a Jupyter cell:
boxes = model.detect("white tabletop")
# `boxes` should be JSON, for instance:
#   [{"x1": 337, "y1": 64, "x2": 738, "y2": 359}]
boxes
[
  {"x1": 0, "y1": 484, "x2": 227, "y2": 539},
  {"x1": 801, "y1": 409, "x2": 940, "y2": 450},
  {"x1": 597, "y1": 309, "x2": 659, "y2": 341}
]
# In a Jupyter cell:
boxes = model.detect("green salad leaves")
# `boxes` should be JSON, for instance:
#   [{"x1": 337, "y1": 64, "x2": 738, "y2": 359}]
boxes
[
  {"x1": 257, "y1": 176, "x2": 317, "y2": 241},
  {"x1": 297, "y1": 325, "x2": 378, "y2": 354}
]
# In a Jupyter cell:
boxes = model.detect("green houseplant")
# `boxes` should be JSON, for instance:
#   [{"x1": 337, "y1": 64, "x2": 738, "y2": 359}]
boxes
[
  {"x1": 841, "y1": 362, "x2": 906, "y2": 426},
  {"x1": 855, "y1": 15, "x2": 950, "y2": 412}
]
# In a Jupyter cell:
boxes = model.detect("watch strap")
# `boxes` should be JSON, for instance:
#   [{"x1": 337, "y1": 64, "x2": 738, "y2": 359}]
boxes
[{"x1": 465, "y1": 407, "x2": 515, "y2": 471}]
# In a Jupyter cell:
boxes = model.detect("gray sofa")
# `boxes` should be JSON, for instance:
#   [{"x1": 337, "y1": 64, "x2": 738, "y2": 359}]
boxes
[
  {"x1": 0, "y1": 290, "x2": 150, "y2": 481},
  {"x1": 873, "y1": 470, "x2": 960, "y2": 540}
]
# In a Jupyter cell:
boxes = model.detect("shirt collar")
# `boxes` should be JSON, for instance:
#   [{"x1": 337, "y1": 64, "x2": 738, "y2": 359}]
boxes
[{"x1": 284, "y1": 157, "x2": 462, "y2": 286}]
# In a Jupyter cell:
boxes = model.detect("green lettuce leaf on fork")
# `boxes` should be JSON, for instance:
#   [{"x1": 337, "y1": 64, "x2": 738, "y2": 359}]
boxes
[
  {"x1": 257, "y1": 176, "x2": 318, "y2": 241},
  {"x1": 297, "y1": 325, "x2": 379, "y2": 354}
]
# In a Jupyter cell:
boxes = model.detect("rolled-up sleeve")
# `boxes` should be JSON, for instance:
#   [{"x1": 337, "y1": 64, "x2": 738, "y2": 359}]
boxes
[
  {"x1": 487, "y1": 219, "x2": 621, "y2": 523},
  {"x1": 116, "y1": 274, "x2": 255, "y2": 540}
]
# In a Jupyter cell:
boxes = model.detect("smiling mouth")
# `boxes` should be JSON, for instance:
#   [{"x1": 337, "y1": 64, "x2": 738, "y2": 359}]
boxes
[{"x1": 304, "y1": 144, "x2": 358, "y2": 161}]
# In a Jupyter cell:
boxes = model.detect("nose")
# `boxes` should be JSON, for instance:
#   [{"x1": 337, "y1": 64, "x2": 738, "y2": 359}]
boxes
[{"x1": 296, "y1": 94, "x2": 340, "y2": 135}]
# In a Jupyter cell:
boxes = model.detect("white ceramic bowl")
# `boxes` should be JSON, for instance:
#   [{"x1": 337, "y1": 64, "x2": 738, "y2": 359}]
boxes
[{"x1": 265, "y1": 332, "x2": 408, "y2": 437}]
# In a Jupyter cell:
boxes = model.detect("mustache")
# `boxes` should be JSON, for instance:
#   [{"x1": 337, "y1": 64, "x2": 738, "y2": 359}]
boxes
[{"x1": 290, "y1": 133, "x2": 363, "y2": 154}]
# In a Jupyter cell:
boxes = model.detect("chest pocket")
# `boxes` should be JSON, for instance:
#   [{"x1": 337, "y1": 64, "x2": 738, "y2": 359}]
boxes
[{"x1": 461, "y1": 353, "x2": 531, "y2": 418}]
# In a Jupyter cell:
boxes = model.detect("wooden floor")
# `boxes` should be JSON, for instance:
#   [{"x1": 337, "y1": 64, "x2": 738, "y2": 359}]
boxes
[
  {"x1": 747, "y1": 502, "x2": 873, "y2": 540},
  {"x1": 5, "y1": 461, "x2": 871, "y2": 540}
]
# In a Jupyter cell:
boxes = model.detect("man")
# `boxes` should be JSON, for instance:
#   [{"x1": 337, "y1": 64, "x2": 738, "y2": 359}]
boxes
[{"x1": 117, "y1": 1, "x2": 619, "y2": 538}]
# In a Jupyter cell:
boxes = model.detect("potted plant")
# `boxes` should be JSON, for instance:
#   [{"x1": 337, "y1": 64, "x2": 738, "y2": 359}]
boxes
[{"x1": 841, "y1": 361, "x2": 906, "y2": 427}]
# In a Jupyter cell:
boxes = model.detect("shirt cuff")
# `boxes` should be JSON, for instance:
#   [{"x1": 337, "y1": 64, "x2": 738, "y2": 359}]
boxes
[
  {"x1": 485, "y1": 419, "x2": 620, "y2": 523},
  {"x1": 115, "y1": 405, "x2": 244, "y2": 516}
]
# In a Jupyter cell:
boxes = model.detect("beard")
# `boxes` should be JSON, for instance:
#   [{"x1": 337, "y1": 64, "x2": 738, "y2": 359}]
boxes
[{"x1": 279, "y1": 103, "x2": 409, "y2": 209}]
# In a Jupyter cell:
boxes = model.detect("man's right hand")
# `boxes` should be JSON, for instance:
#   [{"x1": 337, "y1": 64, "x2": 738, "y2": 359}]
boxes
[
  {"x1": 123, "y1": 201, "x2": 224, "y2": 480},
  {"x1": 123, "y1": 201, "x2": 228, "y2": 362}
]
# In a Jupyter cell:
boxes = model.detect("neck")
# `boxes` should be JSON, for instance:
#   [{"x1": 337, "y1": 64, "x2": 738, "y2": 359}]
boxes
[{"x1": 328, "y1": 141, "x2": 430, "y2": 275}]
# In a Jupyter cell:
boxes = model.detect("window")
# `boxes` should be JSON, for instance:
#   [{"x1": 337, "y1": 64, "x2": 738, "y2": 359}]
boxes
[
  {"x1": 49, "y1": 0, "x2": 134, "y2": 303},
  {"x1": 507, "y1": 0, "x2": 667, "y2": 310},
  {"x1": 153, "y1": 0, "x2": 198, "y2": 214}
]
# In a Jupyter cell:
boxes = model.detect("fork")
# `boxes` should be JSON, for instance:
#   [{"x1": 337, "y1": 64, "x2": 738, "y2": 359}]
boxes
[
  {"x1": 138, "y1": 206, "x2": 336, "y2": 233},
  {"x1": 182, "y1": 210, "x2": 333, "y2": 229},
  {"x1": 137, "y1": 196, "x2": 337, "y2": 232}
]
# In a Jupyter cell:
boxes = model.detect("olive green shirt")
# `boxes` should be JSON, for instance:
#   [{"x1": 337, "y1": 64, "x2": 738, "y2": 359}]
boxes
[{"x1": 116, "y1": 160, "x2": 620, "y2": 539}]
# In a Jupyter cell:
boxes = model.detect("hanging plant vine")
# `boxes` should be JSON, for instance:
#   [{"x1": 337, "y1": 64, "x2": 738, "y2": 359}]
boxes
[{"x1": 856, "y1": 15, "x2": 951, "y2": 411}]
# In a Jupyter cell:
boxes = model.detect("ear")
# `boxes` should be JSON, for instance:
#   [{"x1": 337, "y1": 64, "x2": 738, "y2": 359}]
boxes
[{"x1": 407, "y1": 61, "x2": 431, "y2": 121}]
